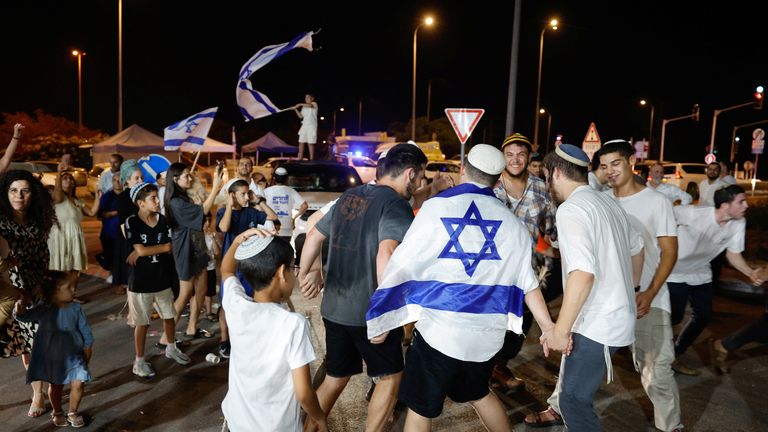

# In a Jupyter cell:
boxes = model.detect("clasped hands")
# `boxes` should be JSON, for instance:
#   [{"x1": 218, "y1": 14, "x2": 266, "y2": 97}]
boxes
[{"x1": 539, "y1": 323, "x2": 573, "y2": 357}]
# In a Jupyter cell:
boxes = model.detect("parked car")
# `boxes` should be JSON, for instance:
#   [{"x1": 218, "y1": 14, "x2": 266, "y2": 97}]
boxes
[
  {"x1": 7, "y1": 161, "x2": 84, "y2": 188},
  {"x1": 31, "y1": 161, "x2": 87, "y2": 187},
  {"x1": 425, "y1": 160, "x2": 461, "y2": 186},
  {"x1": 635, "y1": 161, "x2": 708, "y2": 197},
  {"x1": 253, "y1": 157, "x2": 297, "y2": 183},
  {"x1": 87, "y1": 162, "x2": 111, "y2": 195},
  {"x1": 283, "y1": 161, "x2": 362, "y2": 264},
  {"x1": 332, "y1": 154, "x2": 377, "y2": 184}
]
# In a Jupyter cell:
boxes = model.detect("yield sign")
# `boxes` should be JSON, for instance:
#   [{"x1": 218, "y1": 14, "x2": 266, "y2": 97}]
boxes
[
  {"x1": 445, "y1": 108, "x2": 484, "y2": 144},
  {"x1": 581, "y1": 122, "x2": 602, "y2": 160}
]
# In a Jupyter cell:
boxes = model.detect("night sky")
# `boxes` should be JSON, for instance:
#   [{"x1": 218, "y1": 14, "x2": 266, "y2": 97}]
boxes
[{"x1": 2, "y1": 1, "x2": 767, "y2": 166}]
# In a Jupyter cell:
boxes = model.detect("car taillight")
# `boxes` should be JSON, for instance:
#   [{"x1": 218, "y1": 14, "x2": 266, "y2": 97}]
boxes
[{"x1": 675, "y1": 171, "x2": 682, "y2": 179}]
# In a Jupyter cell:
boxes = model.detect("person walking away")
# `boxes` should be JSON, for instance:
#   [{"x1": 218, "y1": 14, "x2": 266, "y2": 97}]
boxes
[{"x1": 264, "y1": 167, "x2": 307, "y2": 243}]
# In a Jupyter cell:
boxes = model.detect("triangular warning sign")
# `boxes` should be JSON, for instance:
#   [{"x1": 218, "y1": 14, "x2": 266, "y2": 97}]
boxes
[
  {"x1": 445, "y1": 108, "x2": 484, "y2": 144},
  {"x1": 581, "y1": 122, "x2": 602, "y2": 160}
]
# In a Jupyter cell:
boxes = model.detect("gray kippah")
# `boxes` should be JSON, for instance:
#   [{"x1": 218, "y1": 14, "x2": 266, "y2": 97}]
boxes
[{"x1": 234, "y1": 235, "x2": 274, "y2": 260}]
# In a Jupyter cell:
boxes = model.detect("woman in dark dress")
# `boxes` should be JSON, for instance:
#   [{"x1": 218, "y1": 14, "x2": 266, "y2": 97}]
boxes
[{"x1": 0, "y1": 170, "x2": 56, "y2": 417}]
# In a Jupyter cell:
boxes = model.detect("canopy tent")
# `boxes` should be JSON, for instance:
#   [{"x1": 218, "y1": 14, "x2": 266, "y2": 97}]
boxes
[
  {"x1": 92, "y1": 124, "x2": 176, "y2": 164},
  {"x1": 240, "y1": 132, "x2": 298, "y2": 153},
  {"x1": 183, "y1": 137, "x2": 235, "y2": 153}
]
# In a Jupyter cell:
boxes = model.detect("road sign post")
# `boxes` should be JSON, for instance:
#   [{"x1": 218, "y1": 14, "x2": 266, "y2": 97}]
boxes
[{"x1": 445, "y1": 108, "x2": 485, "y2": 167}]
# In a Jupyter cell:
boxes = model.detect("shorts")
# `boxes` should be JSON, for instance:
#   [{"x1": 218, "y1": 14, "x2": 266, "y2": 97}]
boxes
[
  {"x1": 128, "y1": 288, "x2": 176, "y2": 326},
  {"x1": 399, "y1": 330, "x2": 493, "y2": 418},
  {"x1": 298, "y1": 126, "x2": 317, "y2": 144},
  {"x1": 206, "y1": 269, "x2": 217, "y2": 297},
  {"x1": 323, "y1": 318, "x2": 404, "y2": 378}
]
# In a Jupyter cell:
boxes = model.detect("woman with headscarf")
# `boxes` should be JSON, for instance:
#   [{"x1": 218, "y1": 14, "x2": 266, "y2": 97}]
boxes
[{"x1": 112, "y1": 160, "x2": 143, "y2": 295}]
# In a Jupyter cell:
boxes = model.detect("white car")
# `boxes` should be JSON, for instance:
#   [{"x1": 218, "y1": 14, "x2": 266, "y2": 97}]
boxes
[
  {"x1": 425, "y1": 160, "x2": 461, "y2": 186},
  {"x1": 332, "y1": 154, "x2": 377, "y2": 184}
]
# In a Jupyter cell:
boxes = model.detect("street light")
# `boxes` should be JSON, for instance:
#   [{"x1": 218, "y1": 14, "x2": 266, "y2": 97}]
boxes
[
  {"x1": 412, "y1": 15, "x2": 435, "y2": 141},
  {"x1": 71, "y1": 49, "x2": 86, "y2": 129},
  {"x1": 533, "y1": 18, "x2": 559, "y2": 149},
  {"x1": 640, "y1": 99, "x2": 655, "y2": 147},
  {"x1": 539, "y1": 108, "x2": 552, "y2": 153},
  {"x1": 332, "y1": 107, "x2": 345, "y2": 134}
]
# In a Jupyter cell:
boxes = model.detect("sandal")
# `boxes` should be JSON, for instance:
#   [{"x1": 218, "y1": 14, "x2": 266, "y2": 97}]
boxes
[
  {"x1": 51, "y1": 411, "x2": 68, "y2": 427},
  {"x1": 27, "y1": 392, "x2": 46, "y2": 417},
  {"x1": 67, "y1": 411, "x2": 85, "y2": 428},
  {"x1": 491, "y1": 365, "x2": 526, "y2": 393},
  {"x1": 524, "y1": 407, "x2": 564, "y2": 428},
  {"x1": 206, "y1": 313, "x2": 218, "y2": 322},
  {"x1": 184, "y1": 328, "x2": 214, "y2": 340}
]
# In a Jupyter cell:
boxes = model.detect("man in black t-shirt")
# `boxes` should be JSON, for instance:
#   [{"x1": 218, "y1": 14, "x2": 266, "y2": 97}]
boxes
[
  {"x1": 298, "y1": 143, "x2": 427, "y2": 432},
  {"x1": 124, "y1": 182, "x2": 191, "y2": 378}
]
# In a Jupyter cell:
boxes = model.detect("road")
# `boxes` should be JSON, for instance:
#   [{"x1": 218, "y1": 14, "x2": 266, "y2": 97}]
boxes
[{"x1": 0, "y1": 217, "x2": 766, "y2": 431}]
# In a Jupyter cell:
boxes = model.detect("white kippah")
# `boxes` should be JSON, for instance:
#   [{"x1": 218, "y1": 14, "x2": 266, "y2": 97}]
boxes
[
  {"x1": 468, "y1": 144, "x2": 506, "y2": 175},
  {"x1": 234, "y1": 236, "x2": 274, "y2": 260},
  {"x1": 274, "y1": 167, "x2": 288, "y2": 176}
]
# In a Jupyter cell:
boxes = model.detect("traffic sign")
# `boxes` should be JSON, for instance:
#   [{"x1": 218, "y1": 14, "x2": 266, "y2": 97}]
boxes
[
  {"x1": 138, "y1": 154, "x2": 171, "y2": 184},
  {"x1": 704, "y1": 153, "x2": 717, "y2": 164},
  {"x1": 445, "y1": 109, "x2": 484, "y2": 145},
  {"x1": 752, "y1": 128, "x2": 765, "y2": 155},
  {"x1": 581, "y1": 122, "x2": 602, "y2": 160}
]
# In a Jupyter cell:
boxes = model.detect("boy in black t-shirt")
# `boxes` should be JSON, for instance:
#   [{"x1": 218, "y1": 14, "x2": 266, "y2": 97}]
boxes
[{"x1": 125, "y1": 182, "x2": 191, "y2": 378}]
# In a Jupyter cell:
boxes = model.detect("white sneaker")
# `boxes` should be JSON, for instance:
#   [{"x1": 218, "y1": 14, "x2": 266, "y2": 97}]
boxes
[
  {"x1": 132, "y1": 359, "x2": 156, "y2": 378},
  {"x1": 105, "y1": 274, "x2": 113, "y2": 284},
  {"x1": 165, "y1": 343, "x2": 191, "y2": 365}
]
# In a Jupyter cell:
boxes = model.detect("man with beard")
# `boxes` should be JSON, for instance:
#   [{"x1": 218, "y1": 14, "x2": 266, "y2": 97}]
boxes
[
  {"x1": 597, "y1": 140, "x2": 684, "y2": 432},
  {"x1": 526, "y1": 144, "x2": 643, "y2": 431},
  {"x1": 698, "y1": 162, "x2": 726, "y2": 206},
  {"x1": 218, "y1": 157, "x2": 267, "y2": 204},
  {"x1": 492, "y1": 133, "x2": 558, "y2": 392},
  {"x1": 298, "y1": 143, "x2": 427, "y2": 432},
  {"x1": 667, "y1": 185, "x2": 764, "y2": 375}
]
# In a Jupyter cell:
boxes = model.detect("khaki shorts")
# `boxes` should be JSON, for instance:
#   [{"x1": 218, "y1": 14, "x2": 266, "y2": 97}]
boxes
[{"x1": 128, "y1": 288, "x2": 176, "y2": 326}]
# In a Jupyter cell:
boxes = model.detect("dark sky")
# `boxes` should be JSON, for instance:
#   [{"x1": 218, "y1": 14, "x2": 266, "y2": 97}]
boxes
[{"x1": 2, "y1": 0, "x2": 767, "y2": 164}]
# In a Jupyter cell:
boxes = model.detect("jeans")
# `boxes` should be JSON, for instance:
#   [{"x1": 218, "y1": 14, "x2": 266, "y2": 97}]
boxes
[
  {"x1": 557, "y1": 333, "x2": 621, "y2": 432},
  {"x1": 668, "y1": 281, "x2": 713, "y2": 356}
]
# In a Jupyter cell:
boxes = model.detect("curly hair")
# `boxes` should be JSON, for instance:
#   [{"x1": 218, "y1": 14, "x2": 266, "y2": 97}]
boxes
[{"x1": 0, "y1": 170, "x2": 57, "y2": 233}]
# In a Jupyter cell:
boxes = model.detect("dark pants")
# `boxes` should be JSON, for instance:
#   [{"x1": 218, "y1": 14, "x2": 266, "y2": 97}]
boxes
[
  {"x1": 668, "y1": 281, "x2": 714, "y2": 356},
  {"x1": 722, "y1": 313, "x2": 768, "y2": 352}
]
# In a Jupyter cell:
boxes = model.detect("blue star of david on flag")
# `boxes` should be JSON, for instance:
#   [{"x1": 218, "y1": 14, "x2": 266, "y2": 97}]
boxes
[{"x1": 438, "y1": 201, "x2": 502, "y2": 277}]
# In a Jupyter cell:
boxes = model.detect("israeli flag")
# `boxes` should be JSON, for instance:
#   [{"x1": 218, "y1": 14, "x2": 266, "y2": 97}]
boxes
[
  {"x1": 163, "y1": 107, "x2": 218, "y2": 151},
  {"x1": 236, "y1": 31, "x2": 314, "y2": 121},
  {"x1": 366, "y1": 183, "x2": 539, "y2": 361}
]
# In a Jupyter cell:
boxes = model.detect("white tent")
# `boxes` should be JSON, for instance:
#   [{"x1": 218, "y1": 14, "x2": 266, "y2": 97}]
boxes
[
  {"x1": 92, "y1": 124, "x2": 235, "y2": 163},
  {"x1": 92, "y1": 124, "x2": 176, "y2": 164}
]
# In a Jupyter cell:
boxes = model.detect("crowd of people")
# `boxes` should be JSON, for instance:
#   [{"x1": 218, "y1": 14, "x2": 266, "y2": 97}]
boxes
[{"x1": 0, "y1": 121, "x2": 765, "y2": 431}]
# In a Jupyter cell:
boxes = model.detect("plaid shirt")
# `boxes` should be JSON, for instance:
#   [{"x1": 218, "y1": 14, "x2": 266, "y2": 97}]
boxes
[{"x1": 493, "y1": 175, "x2": 557, "y2": 273}]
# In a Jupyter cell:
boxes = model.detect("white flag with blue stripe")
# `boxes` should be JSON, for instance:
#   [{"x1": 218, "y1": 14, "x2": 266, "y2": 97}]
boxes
[
  {"x1": 164, "y1": 107, "x2": 218, "y2": 151},
  {"x1": 366, "y1": 183, "x2": 539, "y2": 361},
  {"x1": 236, "y1": 31, "x2": 314, "y2": 121}
]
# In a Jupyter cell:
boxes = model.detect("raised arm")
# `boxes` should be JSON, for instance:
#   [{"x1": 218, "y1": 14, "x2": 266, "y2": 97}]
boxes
[
  {"x1": 82, "y1": 190, "x2": 102, "y2": 217},
  {"x1": 218, "y1": 194, "x2": 234, "y2": 233},
  {"x1": 0, "y1": 124, "x2": 23, "y2": 175},
  {"x1": 53, "y1": 164, "x2": 66, "y2": 204},
  {"x1": 202, "y1": 166, "x2": 224, "y2": 214}
]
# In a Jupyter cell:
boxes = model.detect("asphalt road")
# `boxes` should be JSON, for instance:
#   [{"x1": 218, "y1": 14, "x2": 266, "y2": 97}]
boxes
[{"x1": 0, "y1": 217, "x2": 765, "y2": 431}]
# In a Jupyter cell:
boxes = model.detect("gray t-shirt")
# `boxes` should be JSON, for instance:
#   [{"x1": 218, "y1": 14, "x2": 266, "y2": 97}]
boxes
[{"x1": 315, "y1": 184, "x2": 414, "y2": 326}]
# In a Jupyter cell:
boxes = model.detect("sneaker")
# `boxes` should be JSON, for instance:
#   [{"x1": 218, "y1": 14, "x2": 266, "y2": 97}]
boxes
[
  {"x1": 165, "y1": 343, "x2": 191, "y2": 365},
  {"x1": 671, "y1": 359, "x2": 700, "y2": 376},
  {"x1": 181, "y1": 306, "x2": 190, "y2": 318},
  {"x1": 132, "y1": 360, "x2": 156, "y2": 378},
  {"x1": 219, "y1": 341, "x2": 231, "y2": 359}
]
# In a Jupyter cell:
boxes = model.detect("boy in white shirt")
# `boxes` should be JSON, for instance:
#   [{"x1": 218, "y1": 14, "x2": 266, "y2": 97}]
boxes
[{"x1": 220, "y1": 229, "x2": 327, "y2": 432}]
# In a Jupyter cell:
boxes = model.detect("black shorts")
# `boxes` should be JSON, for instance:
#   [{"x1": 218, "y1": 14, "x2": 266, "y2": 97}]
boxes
[
  {"x1": 206, "y1": 269, "x2": 217, "y2": 297},
  {"x1": 399, "y1": 330, "x2": 493, "y2": 418},
  {"x1": 323, "y1": 318, "x2": 404, "y2": 378}
]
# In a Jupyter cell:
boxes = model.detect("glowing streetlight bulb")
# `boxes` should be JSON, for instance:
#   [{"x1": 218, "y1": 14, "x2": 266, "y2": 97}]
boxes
[
  {"x1": 549, "y1": 19, "x2": 559, "y2": 30},
  {"x1": 72, "y1": 50, "x2": 79, "y2": 56},
  {"x1": 640, "y1": 99, "x2": 648, "y2": 106},
  {"x1": 539, "y1": 108, "x2": 546, "y2": 114},
  {"x1": 425, "y1": 16, "x2": 434, "y2": 26}
]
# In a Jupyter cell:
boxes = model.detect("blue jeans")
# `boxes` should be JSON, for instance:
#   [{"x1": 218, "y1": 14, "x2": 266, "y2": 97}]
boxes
[
  {"x1": 668, "y1": 281, "x2": 714, "y2": 356},
  {"x1": 559, "y1": 333, "x2": 621, "y2": 432}
]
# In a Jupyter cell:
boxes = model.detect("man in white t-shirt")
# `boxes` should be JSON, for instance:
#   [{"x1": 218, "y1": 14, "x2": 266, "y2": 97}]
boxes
[
  {"x1": 667, "y1": 185, "x2": 764, "y2": 375},
  {"x1": 537, "y1": 144, "x2": 643, "y2": 432},
  {"x1": 698, "y1": 162, "x2": 727, "y2": 206},
  {"x1": 264, "y1": 167, "x2": 307, "y2": 241},
  {"x1": 647, "y1": 163, "x2": 692, "y2": 205},
  {"x1": 598, "y1": 141, "x2": 683, "y2": 432},
  {"x1": 217, "y1": 157, "x2": 265, "y2": 204}
]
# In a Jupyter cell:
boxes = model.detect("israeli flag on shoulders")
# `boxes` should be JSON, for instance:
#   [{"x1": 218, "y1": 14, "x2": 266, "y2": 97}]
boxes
[
  {"x1": 236, "y1": 31, "x2": 314, "y2": 121},
  {"x1": 366, "y1": 183, "x2": 539, "y2": 362},
  {"x1": 164, "y1": 107, "x2": 218, "y2": 151}
]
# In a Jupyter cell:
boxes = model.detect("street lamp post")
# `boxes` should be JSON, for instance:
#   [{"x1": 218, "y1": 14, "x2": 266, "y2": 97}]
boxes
[
  {"x1": 412, "y1": 16, "x2": 434, "y2": 142},
  {"x1": 533, "y1": 18, "x2": 558, "y2": 149},
  {"x1": 640, "y1": 99, "x2": 655, "y2": 147},
  {"x1": 539, "y1": 108, "x2": 552, "y2": 153},
  {"x1": 118, "y1": 0, "x2": 123, "y2": 131},
  {"x1": 332, "y1": 107, "x2": 345, "y2": 134},
  {"x1": 71, "y1": 50, "x2": 85, "y2": 129}
]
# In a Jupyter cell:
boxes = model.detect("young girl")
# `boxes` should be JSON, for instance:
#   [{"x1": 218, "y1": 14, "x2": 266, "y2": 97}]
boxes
[
  {"x1": 163, "y1": 162, "x2": 223, "y2": 342},
  {"x1": 49, "y1": 159, "x2": 101, "y2": 301},
  {"x1": 14, "y1": 271, "x2": 93, "y2": 428}
]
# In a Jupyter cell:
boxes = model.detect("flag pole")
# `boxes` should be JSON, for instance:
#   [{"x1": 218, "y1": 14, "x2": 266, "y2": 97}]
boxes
[{"x1": 190, "y1": 149, "x2": 202, "y2": 173}]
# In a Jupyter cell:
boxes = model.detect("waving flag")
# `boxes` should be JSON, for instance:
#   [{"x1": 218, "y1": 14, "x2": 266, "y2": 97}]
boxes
[
  {"x1": 236, "y1": 31, "x2": 314, "y2": 121},
  {"x1": 366, "y1": 183, "x2": 539, "y2": 361},
  {"x1": 164, "y1": 107, "x2": 218, "y2": 150}
]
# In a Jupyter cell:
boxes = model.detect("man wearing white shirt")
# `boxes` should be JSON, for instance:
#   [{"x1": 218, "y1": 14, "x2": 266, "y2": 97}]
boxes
[
  {"x1": 719, "y1": 160, "x2": 738, "y2": 185},
  {"x1": 698, "y1": 162, "x2": 727, "y2": 206},
  {"x1": 667, "y1": 185, "x2": 764, "y2": 375},
  {"x1": 98, "y1": 154, "x2": 123, "y2": 193},
  {"x1": 218, "y1": 157, "x2": 265, "y2": 201},
  {"x1": 538, "y1": 144, "x2": 643, "y2": 432},
  {"x1": 598, "y1": 141, "x2": 684, "y2": 432},
  {"x1": 648, "y1": 163, "x2": 692, "y2": 205}
]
